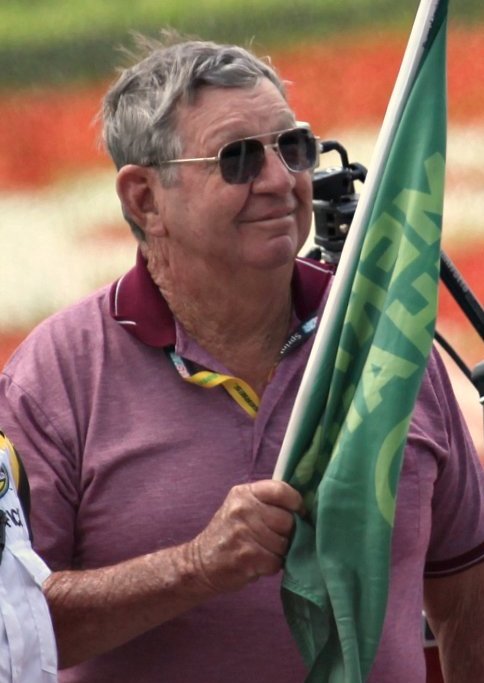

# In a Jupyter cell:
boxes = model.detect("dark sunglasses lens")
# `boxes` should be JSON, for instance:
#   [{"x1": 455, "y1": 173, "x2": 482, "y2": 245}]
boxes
[
  {"x1": 219, "y1": 139, "x2": 264, "y2": 184},
  {"x1": 279, "y1": 129, "x2": 317, "y2": 171}
]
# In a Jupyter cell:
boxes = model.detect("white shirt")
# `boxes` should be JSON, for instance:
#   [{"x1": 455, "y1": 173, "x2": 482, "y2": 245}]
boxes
[{"x1": 0, "y1": 433, "x2": 57, "y2": 682}]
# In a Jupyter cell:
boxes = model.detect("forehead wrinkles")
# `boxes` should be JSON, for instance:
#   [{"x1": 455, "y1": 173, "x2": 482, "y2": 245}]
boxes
[{"x1": 175, "y1": 83, "x2": 295, "y2": 152}]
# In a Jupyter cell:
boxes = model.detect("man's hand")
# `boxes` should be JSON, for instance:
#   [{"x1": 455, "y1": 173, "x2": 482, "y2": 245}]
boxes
[
  {"x1": 188, "y1": 480, "x2": 304, "y2": 593},
  {"x1": 44, "y1": 480, "x2": 304, "y2": 668}
]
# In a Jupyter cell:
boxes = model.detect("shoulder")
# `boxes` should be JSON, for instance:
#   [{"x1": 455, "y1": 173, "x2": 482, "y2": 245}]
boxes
[
  {"x1": 410, "y1": 350, "x2": 484, "y2": 574},
  {"x1": 27, "y1": 284, "x2": 112, "y2": 341},
  {"x1": 0, "y1": 286, "x2": 118, "y2": 435},
  {"x1": 410, "y1": 347, "x2": 464, "y2": 447},
  {"x1": 2, "y1": 285, "x2": 113, "y2": 377}
]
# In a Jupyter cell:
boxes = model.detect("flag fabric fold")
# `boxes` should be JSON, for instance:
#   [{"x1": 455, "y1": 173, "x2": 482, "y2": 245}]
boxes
[{"x1": 274, "y1": 1, "x2": 448, "y2": 680}]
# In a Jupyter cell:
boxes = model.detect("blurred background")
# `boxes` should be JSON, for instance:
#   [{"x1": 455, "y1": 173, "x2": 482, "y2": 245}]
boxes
[{"x1": 0, "y1": 0, "x2": 483, "y2": 455}]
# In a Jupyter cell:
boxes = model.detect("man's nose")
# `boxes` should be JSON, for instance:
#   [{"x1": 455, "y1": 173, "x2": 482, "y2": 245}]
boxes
[{"x1": 251, "y1": 145, "x2": 296, "y2": 193}]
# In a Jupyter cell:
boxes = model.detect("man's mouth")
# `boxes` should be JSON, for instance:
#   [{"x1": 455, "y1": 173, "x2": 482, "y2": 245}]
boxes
[{"x1": 245, "y1": 207, "x2": 296, "y2": 222}]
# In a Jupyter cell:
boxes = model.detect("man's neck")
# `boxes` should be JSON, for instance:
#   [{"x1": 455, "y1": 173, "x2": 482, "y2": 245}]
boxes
[{"x1": 158, "y1": 264, "x2": 295, "y2": 395}]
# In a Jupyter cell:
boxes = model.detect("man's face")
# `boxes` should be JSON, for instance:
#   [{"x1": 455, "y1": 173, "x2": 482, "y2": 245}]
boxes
[{"x1": 144, "y1": 79, "x2": 314, "y2": 283}]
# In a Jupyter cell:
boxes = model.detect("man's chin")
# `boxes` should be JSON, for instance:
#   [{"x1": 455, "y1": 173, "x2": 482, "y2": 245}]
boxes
[{"x1": 243, "y1": 236, "x2": 299, "y2": 271}]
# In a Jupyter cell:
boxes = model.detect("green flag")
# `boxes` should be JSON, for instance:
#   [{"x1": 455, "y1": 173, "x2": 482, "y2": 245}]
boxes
[{"x1": 274, "y1": 1, "x2": 448, "y2": 680}]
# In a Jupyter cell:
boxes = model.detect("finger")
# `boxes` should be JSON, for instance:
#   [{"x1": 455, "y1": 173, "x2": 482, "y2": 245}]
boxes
[
  {"x1": 248, "y1": 480, "x2": 304, "y2": 515},
  {"x1": 257, "y1": 528, "x2": 291, "y2": 558},
  {"x1": 252, "y1": 503, "x2": 296, "y2": 538},
  {"x1": 226, "y1": 484, "x2": 298, "y2": 537}
]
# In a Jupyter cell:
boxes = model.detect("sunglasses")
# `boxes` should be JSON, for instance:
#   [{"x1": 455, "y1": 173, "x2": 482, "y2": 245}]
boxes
[{"x1": 157, "y1": 127, "x2": 320, "y2": 184}]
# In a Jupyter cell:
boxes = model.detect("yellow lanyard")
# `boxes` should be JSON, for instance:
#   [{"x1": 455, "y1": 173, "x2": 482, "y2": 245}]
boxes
[
  {"x1": 168, "y1": 351, "x2": 260, "y2": 418},
  {"x1": 167, "y1": 315, "x2": 317, "y2": 419}
]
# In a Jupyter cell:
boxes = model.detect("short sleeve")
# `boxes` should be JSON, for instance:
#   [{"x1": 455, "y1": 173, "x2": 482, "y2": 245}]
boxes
[
  {"x1": 0, "y1": 327, "x2": 82, "y2": 570},
  {"x1": 422, "y1": 349, "x2": 484, "y2": 576}
]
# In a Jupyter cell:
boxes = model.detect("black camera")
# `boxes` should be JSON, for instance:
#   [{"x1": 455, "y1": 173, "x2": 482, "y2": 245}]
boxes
[{"x1": 311, "y1": 140, "x2": 366, "y2": 263}]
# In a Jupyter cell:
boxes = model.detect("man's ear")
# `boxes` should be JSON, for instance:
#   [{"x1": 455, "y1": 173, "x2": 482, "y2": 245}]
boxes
[{"x1": 116, "y1": 165, "x2": 165, "y2": 236}]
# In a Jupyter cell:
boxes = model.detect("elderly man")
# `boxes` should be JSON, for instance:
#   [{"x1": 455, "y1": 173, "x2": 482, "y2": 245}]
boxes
[{"x1": 0, "y1": 33, "x2": 483, "y2": 683}]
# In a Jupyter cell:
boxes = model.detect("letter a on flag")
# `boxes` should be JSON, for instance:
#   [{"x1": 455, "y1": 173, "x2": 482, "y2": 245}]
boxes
[{"x1": 273, "y1": 0, "x2": 448, "y2": 680}]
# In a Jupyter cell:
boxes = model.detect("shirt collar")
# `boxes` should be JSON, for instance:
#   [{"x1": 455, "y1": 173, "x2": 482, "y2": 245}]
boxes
[{"x1": 109, "y1": 248, "x2": 333, "y2": 348}]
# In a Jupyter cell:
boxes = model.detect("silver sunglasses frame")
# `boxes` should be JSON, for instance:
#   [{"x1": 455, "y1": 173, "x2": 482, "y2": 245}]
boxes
[{"x1": 156, "y1": 126, "x2": 321, "y2": 181}]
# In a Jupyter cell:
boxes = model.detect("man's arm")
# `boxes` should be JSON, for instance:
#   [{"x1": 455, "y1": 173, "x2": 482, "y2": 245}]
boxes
[
  {"x1": 44, "y1": 479, "x2": 303, "y2": 669},
  {"x1": 424, "y1": 561, "x2": 484, "y2": 682}
]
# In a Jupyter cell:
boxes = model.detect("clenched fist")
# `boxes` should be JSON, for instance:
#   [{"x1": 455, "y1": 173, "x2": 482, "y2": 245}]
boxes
[{"x1": 187, "y1": 480, "x2": 304, "y2": 593}]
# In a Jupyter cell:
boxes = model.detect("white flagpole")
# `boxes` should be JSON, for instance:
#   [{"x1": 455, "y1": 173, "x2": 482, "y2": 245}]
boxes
[{"x1": 273, "y1": 0, "x2": 444, "y2": 481}]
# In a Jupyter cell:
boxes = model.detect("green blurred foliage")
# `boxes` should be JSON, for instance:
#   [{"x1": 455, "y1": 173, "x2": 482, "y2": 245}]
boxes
[{"x1": 1, "y1": 0, "x2": 482, "y2": 90}]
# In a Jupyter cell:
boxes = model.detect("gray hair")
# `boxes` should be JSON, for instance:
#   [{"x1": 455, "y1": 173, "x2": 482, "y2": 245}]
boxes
[
  {"x1": 101, "y1": 32, "x2": 287, "y2": 239},
  {"x1": 102, "y1": 31, "x2": 286, "y2": 178}
]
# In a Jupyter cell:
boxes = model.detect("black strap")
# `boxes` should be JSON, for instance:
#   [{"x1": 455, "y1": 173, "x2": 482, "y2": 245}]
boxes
[
  {"x1": 435, "y1": 250, "x2": 483, "y2": 396},
  {"x1": 0, "y1": 509, "x2": 6, "y2": 566},
  {"x1": 440, "y1": 250, "x2": 484, "y2": 340},
  {"x1": 434, "y1": 330, "x2": 472, "y2": 380}
]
